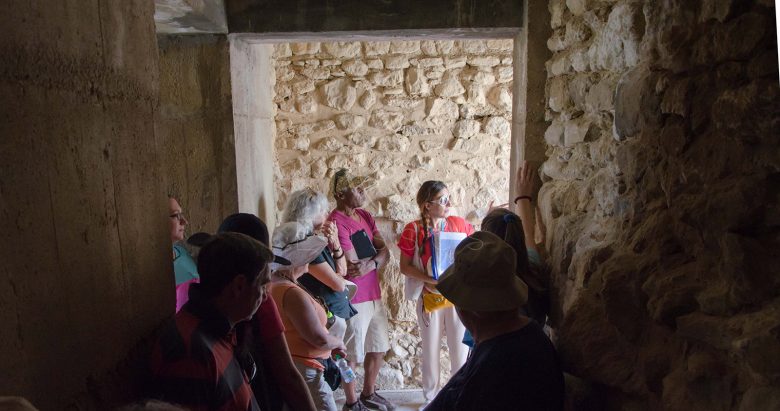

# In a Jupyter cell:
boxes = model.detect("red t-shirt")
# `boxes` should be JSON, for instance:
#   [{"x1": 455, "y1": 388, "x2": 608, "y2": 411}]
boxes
[
  {"x1": 253, "y1": 297, "x2": 284, "y2": 343},
  {"x1": 397, "y1": 216, "x2": 474, "y2": 274}
]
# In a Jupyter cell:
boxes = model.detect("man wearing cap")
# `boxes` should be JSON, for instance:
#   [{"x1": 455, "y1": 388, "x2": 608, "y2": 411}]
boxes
[
  {"x1": 200, "y1": 213, "x2": 317, "y2": 411},
  {"x1": 150, "y1": 232, "x2": 274, "y2": 411},
  {"x1": 426, "y1": 231, "x2": 565, "y2": 411},
  {"x1": 328, "y1": 169, "x2": 395, "y2": 411}
]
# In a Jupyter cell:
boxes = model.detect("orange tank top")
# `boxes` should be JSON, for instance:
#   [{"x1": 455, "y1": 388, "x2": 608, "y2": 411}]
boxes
[{"x1": 269, "y1": 281, "x2": 329, "y2": 370}]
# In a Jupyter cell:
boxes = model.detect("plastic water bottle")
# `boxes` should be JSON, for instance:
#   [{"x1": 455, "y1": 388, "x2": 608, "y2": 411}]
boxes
[{"x1": 334, "y1": 355, "x2": 356, "y2": 384}]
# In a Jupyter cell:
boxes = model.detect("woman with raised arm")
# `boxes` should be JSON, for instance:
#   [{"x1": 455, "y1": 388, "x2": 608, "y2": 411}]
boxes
[
  {"x1": 281, "y1": 188, "x2": 358, "y2": 346},
  {"x1": 397, "y1": 181, "x2": 473, "y2": 403}
]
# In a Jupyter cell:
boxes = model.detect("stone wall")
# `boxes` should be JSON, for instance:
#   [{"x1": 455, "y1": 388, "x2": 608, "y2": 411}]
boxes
[
  {"x1": 272, "y1": 39, "x2": 515, "y2": 388},
  {"x1": 541, "y1": 0, "x2": 780, "y2": 409},
  {"x1": 0, "y1": 0, "x2": 171, "y2": 409},
  {"x1": 157, "y1": 34, "x2": 238, "y2": 235}
]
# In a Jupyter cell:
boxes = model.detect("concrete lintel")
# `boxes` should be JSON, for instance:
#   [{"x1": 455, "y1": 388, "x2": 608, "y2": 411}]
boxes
[
  {"x1": 155, "y1": 0, "x2": 228, "y2": 34},
  {"x1": 230, "y1": 27, "x2": 520, "y2": 43}
]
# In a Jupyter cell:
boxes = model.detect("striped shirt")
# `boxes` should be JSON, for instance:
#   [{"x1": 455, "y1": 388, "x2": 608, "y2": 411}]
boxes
[{"x1": 150, "y1": 288, "x2": 260, "y2": 411}]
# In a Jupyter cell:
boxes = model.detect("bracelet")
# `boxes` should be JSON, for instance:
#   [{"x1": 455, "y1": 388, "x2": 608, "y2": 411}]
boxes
[
  {"x1": 514, "y1": 195, "x2": 532, "y2": 204},
  {"x1": 333, "y1": 251, "x2": 344, "y2": 259}
]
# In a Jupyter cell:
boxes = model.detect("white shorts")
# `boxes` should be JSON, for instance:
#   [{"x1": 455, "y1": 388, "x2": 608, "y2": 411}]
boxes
[{"x1": 344, "y1": 300, "x2": 390, "y2": 363}]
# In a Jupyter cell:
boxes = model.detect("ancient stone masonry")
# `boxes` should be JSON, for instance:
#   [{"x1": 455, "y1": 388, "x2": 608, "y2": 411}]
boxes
[
  {"x1": 272, "y1": 39, "x2": 514, "y2": 388},
  {"x1": 541, "y1": 0, "x2": 780, "y2": 410}
]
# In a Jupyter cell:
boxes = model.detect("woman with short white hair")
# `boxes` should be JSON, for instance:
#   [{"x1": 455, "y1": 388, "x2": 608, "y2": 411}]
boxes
[
  {"x1": 269, "y1": 222, "x2": 347, "y2": 411},
  {"x1": 282, "y1": 188, "x2": 357, "y2": 341}
]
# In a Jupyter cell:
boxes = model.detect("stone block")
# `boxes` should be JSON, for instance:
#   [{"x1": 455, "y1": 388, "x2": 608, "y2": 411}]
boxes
[
  {"x1": 565, "y1": 19, "x2": 591, "y2": 45},
  {"x1": 386, "y1": 194, "x2": 419, "y2": 222},
  {"x1": 366, "y1": 59, "x2": 384, "y2": 70},
  {"x1": 326, "y1": 155, "x2": 351, "y2": 171},
  {"x1": 342, "y1": 60, "x2": 369, "y2": 77},
  {"x1": 496, "y1": 66, "x2": 513, "y2": 83},
  {"x1": 374, "y1": 134, "x2": 411, "y2": 152},
  {"x1": 564, "y1": 118, "x2": 596, "y2": 146},
  {"x1": 550, "y1": 0, "x2": 565, "y2": 29},
  {"x1": 585, "y1": 77, "x2": 616, "y2": 113},
  {"x1": 420, "y1": 140, "x2": 444, "y2": 152},
  {"x1": 467, "y1": 56, "x2": 501, "y2": 68},
  {"x1": 444, "y1": 56, "x2": 467, "y2": 69},
  {"x1": 660, "y1": 78, "x2": 691, "y2": 117},
  {"x1": 364, "y1": 42, "x2": 391, "y2": 56},
  {"x1": 292, "y1": 120, "x2": 336, "y2": 136},
  {"x1": 460, "y1": 41, "x2": 487, "y2": 54},
  {"x1": 452, "y1": 137, "x2": 481, "y2": 152},
  {"x1": 335, "y1": 114, "x2": 365, "y2": 130},
  {"x1": 305, "y1": 59, "x2": 320, "y2": 67},
  {"x1": 370, "y1": 70, "x2": 404, "y2": 87},
  {"x1": 320, "y1": 78, "x2": 357, "y2": 111},
  {"x1": 348, "y1": 130, "x2": 379, "y2": 148},
  {"x1": 382, "y1": 87, "x2": 405, "y2": 95},
  {"x1": 484, "y1": 116, "x2": 510, "y2": 139},
  {"x1": 434, "y1": 77, "x2": 465, "y2": 98},
  {"x1": 292, "y1": 79, "x2": 315, "y2": 94},
  {"x1": 384, "y1": 56, "x2": 411, "y2": 70},
  {"x1": 436, "y1": 40, "x2": 455, "y2": 54},
  {"x1": 418, "y1": 58, "x2": 444, "y2": 68},
  {"x1": 699, "y1": 0, "x2": 733, "y2": 23},
  {"x1": 273, "y1": 43, "x2": 292, "y2": 58},
  {"x1": 295, "y1": 94, "x2": 317, "y2": 114},
  {"x1": 390, "y1": 41, "x2": 420, "y2": 54},
  {"x1": 321, "y1": 59, "x2": 340, "y2": 67},
  {"x1": 405, "y1": 68, "x2": 430, "y2": 96},
  {"x1": 713, "y1": 12, "x2": 767, "y2": 62},
  {"x1": 548, "y1": 53, "x2": 570, "y2": 76},
  {"x1": 359, "y1": 90, "x2": 376, "y2": 110},
  {"x1": 421, "y1": 40, "x2": 438, "y2": 56},
  {"x1": 300, "y1": 67, "x2": 330, "y2": 80},
  {"x1": 291, "y1": 42, "x2": 320, "y2": 55},
  {"x1": 425, "y1": 66, "x2": 445, "y2": 80},
  {"x1": 545, "y1": 120, "x2": 565, "y2": 146},
  {"x1": 466, "y1": 84, "x2": 486, "y2": 106},
  {"x1": 488, "y1": 87, "x2": 513, "y2": 112},
  {"x1": 276, "y1": 67, "x2": 295, "y2": 82},
  {"x1": 408, "y1": 155, "x2": 434, "y2": 171},
  {"x1": 369, "y1": 110, "x2": 405, "y2": 132},
  {"x1": 289, "y1": 135, "x2": 311, "y2": 151},
  {"x1": 548, "y1": 29, "x2": 567, "y2": 52},
  {"x1": 470, "y1": 71, "x2": 496, "y2": 86},
  {"x1": 613, "y1": 66, "x2": 661, "y2": 141},
  {"x1": 453, "y1": 119, "x2": 481, "y2": 138},
  {"x1": 588, "y1": 3, "x2": 643, "y2": 71},
  {"x1": 383, "y1": 96, "x2": 424, "y2": 110},
  {"x1": 400, "y1": 123, "x2": 435, "y2": 137},
  {"x1": 486, "y1": 39, "x2": 513, "y2": 51},
  {"x1": 310, "y1": 158, "x2": 328, "y2": 178},
  {"x1": 322, "y1": 41, "x2": 361, "y2": 58},
  {"x1": 548, "y1": 76, "x2": 570, "y2": 112},
  {"x1": 566, "y1": 0, "x2": 590, "y2": 16}
]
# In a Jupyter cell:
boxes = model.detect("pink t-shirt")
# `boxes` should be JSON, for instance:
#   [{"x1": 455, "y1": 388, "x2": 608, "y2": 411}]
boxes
[{"x1": 329, "y1": 208, "x2": 382, "y2": 304}]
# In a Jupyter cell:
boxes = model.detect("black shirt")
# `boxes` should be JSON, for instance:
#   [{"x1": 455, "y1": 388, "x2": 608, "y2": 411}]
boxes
[
  {"x1": 298, "y1": 248, "x2": 357, "y2": 320},
  {"x1": 425, "y1": 321, "x2": 564, "y2": 411}
]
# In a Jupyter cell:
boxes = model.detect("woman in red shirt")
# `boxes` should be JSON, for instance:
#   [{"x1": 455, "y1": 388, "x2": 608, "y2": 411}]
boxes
[{"x1": 397, "y1": 181, "x2": 473, "y2": 402}]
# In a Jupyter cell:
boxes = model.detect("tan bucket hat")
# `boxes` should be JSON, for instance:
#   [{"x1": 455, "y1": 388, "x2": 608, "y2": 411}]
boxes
[{"x1": 436, "y1": 231, "x2": 529, "y2": 312}]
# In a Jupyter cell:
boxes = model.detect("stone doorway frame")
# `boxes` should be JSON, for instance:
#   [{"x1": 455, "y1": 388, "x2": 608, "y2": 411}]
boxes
[{"x1": 229, "y1": 1, "x2": 550, "y2": 228}]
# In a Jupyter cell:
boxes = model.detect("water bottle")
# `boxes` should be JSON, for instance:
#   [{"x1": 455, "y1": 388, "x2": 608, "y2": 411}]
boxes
[{"x1": 334, "y1": 355, "x2": 356, "y2": 384}]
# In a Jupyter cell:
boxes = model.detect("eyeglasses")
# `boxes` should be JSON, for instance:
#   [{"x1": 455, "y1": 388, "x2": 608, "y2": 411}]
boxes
[
  {"x1": 169, "y1": 212, "x2": 186, "y2": 221},
  {"x1": 427, "y1": 195, "x2": 450, "y2": 206}
]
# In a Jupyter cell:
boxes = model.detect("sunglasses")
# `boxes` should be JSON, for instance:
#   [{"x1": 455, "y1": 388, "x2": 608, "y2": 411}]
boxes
[{"x1": 427, "y1": 195, "x2": 450, "y2": 206}]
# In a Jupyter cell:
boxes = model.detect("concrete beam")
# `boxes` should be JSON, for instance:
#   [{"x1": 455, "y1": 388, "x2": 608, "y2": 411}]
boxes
[
  {"x1": 155, "y1": 0, "x2": 228, "y2": 34},
  {"x1": 226, "y1": 0, "x2": 523, "y2": 33}
]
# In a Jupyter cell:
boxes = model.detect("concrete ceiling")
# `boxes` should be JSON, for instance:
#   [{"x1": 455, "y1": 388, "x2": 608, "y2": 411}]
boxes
[{"x1": 155, "y1": 0, "x2": 228, "y2": 34}]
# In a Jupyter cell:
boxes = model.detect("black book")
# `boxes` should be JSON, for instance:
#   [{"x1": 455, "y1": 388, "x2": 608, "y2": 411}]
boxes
[{"x1": 349, "y1": 229, "x2": 377, "y2": 260}]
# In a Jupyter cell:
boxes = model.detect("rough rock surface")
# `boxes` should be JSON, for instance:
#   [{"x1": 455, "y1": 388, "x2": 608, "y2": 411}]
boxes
[
  {"x1": 542, "y1": 1, "x2": 780, "y2": 410},
  {"x1": 272, "y1": 39, "x2": 513, "y2": 389}
]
